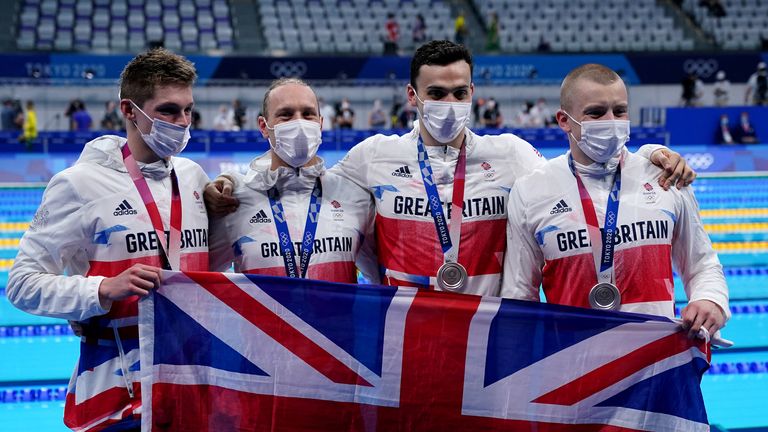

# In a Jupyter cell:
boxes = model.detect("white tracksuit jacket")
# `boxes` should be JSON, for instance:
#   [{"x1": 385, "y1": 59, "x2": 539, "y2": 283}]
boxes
[
  {"x1": 7, "y1": 135, "x2": 210, "y2": 431},
  {"x1": 502, "y1": 149, "x2": 729, "y2": 320},
  {"x1": 210, "y1": 152, "x2": 378, "y2": 284},
  {"x1": 331, "y1": 122, "x2": 547, "y2": 296}
]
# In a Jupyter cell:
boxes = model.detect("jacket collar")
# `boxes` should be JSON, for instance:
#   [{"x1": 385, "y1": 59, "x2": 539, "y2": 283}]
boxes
[{"x1": 243, "y1": 150, "x2": 326, "y2": 192}]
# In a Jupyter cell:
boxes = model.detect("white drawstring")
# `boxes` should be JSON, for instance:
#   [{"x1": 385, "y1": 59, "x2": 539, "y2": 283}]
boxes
[{"x1": 112, "y1": 323, "x2": 135, "y2": 399}]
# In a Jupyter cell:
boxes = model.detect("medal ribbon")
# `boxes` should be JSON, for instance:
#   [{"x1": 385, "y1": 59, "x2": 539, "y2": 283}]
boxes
[
  {"x1": 568, "y1": 154, "x2": 622, "y2": 285},
  {"x1": 121, "y1": 143, "x2": 182, "y2": 270},
  {"x1": 267, "y1": 178, "x2": 323, "y2": 278},
  {"x1": 416, "y1": 137, "x2": 467, "y2": 264}
]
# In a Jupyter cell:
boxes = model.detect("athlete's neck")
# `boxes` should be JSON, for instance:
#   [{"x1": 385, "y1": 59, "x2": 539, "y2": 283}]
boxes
[
  {"x1": 126, "y1": 136, "x2": 162, "y2": 164},
  {"x1": 270, "y1": 153, "x2": 319, "y2": 171},
  {"x1": 420, "y1": 128, "x2": 465, "y2": 149},
  {"x1": 569, "y1": 141, "x2": 598, "y2": 166}
]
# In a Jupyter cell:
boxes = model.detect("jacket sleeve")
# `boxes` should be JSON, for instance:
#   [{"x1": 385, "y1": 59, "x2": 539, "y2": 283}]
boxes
[
  {"x1": 507, "y1": 136, "x2": 547, "y2": 180},
  {"x1": 500, "y1": 183, "x2": 543, "y2": 301},
  {"x1": 208, "y1": 213, "x2": 235, "y2": 272},
  {"x1": 635, "y1": 144, "x2": 666, "y2": 163},
  {"x1": 354, "y1": 186, "x2": 381, "y2": 284},
  {"x1": 7, "y1": 174, "x2": 109, "y2": 320},
  {"x1": 671, "y1": 187, "x2": 730, "y2": 320},
  {"x1": 328, "y1": 137, "x2": 374, "y2": 190}
]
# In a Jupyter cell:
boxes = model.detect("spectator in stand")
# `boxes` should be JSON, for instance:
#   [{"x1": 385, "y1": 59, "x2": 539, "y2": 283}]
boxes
[
  {"x1": 537, "y1": 36, "x2": 552, "y2": 52},
  {"x1": 715, "y1": 113, "x2": 734, "y2": 145},
  {"x1": 384, "y1": 13, "x2": 400, "y2": 55},
  {"x1": 12, "y1": 100, "x2": 24, "y2": 131},
  {"x1": 681, "y1": 72, "x2": 704, "y2": 107},
  {"x1": 368, "y1": 99, "x2": 388, "y2": 129},
  {"x1": 213, "y1": 104, "x2": 235, "y2": 131},
  {"x1": 486, "y1": 12, "x2": 500, "y2": 52},
  {"x1": 412, "y1": 14, "x2": 426, "y2": 45},
  {"x1": 191, "y1": 109, "x2": 202, "y2": 129},
  {"x1": 733, "y1": 111, "x2": 759, "y2": 144},
  {"x1": 319, "y1": 97, "x2": 336, "y2": 130},
  {"x1": 1, "y1": 99, "x2": 17, "y2": 130},
  {"x1": 745, "y1": 62, "x2": 768, "y2": 106},
  {"x1": 454, "y1": 10, "x2": 467, "y2": 45},
  {"x1": 336, "y1": 98, "x2": 355, "y2": 129},
  {"x1": 530, "y1": 97, "x2": 554, "y2": 127},
  {"x1": 389, "y1": 95, "x2": 403, "y2": 129},
  {"x1": 64, "y1": 99, "x2": 82, "y2": 131},
  {"x1": 473, "y1": 97, "x2": 485, "y2": 127},
  {"x1": 514, "y1": 100, "x2": 536, "y2": 127},
  {"x1": 700, "y1": 0, "x2": 726, "y2": 17},
  {"x1": 19, "y1": 100, "x2": 37, "y2": 150},
  {"x1": 713, "y1": 70, "x2": 730, "y2": 107},
  {"x1": 101, "y1": 100, "x2": 124, "y2": 131},
  {"x1": 397, "y1": 103, "x2": 417, "y2": 129},
  {"x1": 233, "y1": 99, "x2": 247, "y2": 130},
  {"x1": 71, "y1": 100, "x2": 93, "y2": 131},
  {"x1": 482, "y1": 97, "x2": 503, "y2": 128}
]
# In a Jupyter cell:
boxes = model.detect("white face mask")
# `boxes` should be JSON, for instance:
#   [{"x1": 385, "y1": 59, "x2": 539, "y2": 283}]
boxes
[
  {"x1": 565, "y1": 112, "x2": 630, "y2": 163},
  {"x1": 415, "y1": 94, "x2": 471, "y2": 144},
  {"x1": 131, "y1": 101, "x2": 191, "y2": 159},
  {"x1": 266, "y1": 119, "x2": 322, "y2": 168}
]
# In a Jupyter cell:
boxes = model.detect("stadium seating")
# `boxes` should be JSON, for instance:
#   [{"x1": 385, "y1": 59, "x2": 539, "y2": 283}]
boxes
[
  {"x1": 682, "y1": 0, "x2": 768, "y2": 50},
  {"x1": 15, "y1": 0, "x2": 768, "y2": 54},
  {"x1": 476, "y1": 0, "x2": 695, "y2": 52},
  {"x1": 16, "y1": 0, "x2": 234, "y2": 52},
  {"x1": 258, "y1": 0, "x2": 453, "y2": 54}
]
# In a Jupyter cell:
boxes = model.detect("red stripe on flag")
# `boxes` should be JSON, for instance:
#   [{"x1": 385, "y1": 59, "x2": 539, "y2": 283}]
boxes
[
  {"x1": 397, "y1": 290, "x2": 481, "y2": 426},
  {"x1": 184, "y1": 271, "x2": 372, "y2": 387},
  {"x1": 532, "y1": 331, "x2": 697, "y2": 406},
  {"x1": 150, "y1": 383, "x2": 646, "y2": 431},
  {"x1": 64, "y1": 383, "x2": 140, "y2": 430}
]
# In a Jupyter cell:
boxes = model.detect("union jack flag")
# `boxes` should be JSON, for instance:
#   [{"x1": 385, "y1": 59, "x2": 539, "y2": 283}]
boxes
[{"x1": 139, "y1": 271, "x2": 711, "y2": 431}]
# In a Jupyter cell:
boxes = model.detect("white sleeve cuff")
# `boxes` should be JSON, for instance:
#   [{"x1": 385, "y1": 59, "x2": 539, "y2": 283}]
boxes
[
  {"x1": 688, "y1": 293, "x2": 731, "y2": 321},
  {"x1": 87, "y1": 276, "x2": 111, "y2": 315}
]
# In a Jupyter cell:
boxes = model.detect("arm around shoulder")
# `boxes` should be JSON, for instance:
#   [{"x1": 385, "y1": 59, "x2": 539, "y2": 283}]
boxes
[
  {"x1": 509, "y1": 135, "x2": 547, "y2": 170},
  {"x1": 328, "y1": 136, "x2": 378, "y2": 189},
  {"x1": 500, "y1": 183, "x2": 544, "y2": 301}
]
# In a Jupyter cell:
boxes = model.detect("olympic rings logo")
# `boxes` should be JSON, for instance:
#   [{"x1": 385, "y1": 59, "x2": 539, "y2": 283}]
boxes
[
  {"x1": 683, "y1": 153, "x2": 715, "y2": 170},
  {"x1": 683, "y1": 59, "x2": 719, "y2": 78},
  {"x1": 606, "y1": 212, "x2": 616, "y2": 225},
  {"x1": 270, "y1": 61, "x2": 308, "y2": 78}
]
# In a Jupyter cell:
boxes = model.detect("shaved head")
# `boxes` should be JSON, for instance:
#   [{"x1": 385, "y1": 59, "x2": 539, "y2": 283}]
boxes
[{"x1": 560, "y1": 64, "x2": 623, "y2": 112}]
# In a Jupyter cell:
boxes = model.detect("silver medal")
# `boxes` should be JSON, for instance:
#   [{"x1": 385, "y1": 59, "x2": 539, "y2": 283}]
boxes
[
  {"x1": 588, "y1": 283, "x2": 621, "y2": 310},
  {"x1": 436, "y1": 262, "x2": 468, "y2": 292}
]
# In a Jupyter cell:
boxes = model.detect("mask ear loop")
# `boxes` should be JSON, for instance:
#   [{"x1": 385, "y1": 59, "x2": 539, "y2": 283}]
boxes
[
  {"x1": 561, "y1": 110, "x2": 582, "y2": 145},
  {"x1": 129, "y1": 101, "x2": 153, "y2": 135}
]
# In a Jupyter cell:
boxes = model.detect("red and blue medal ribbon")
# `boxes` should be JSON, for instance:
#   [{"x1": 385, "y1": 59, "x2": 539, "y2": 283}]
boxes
[
  {"x1": 121, "y1": 143, "x2": 182, "y2": 270},
  {"x1": 267, "y1": 178, "x2": 323, "y2": 278},
  {"x1": 416, "y1": 137, "x2": 467, "y2": 264},
  {"x1": 568, "y1": 154, "x2": 622, "y2": 284}
]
